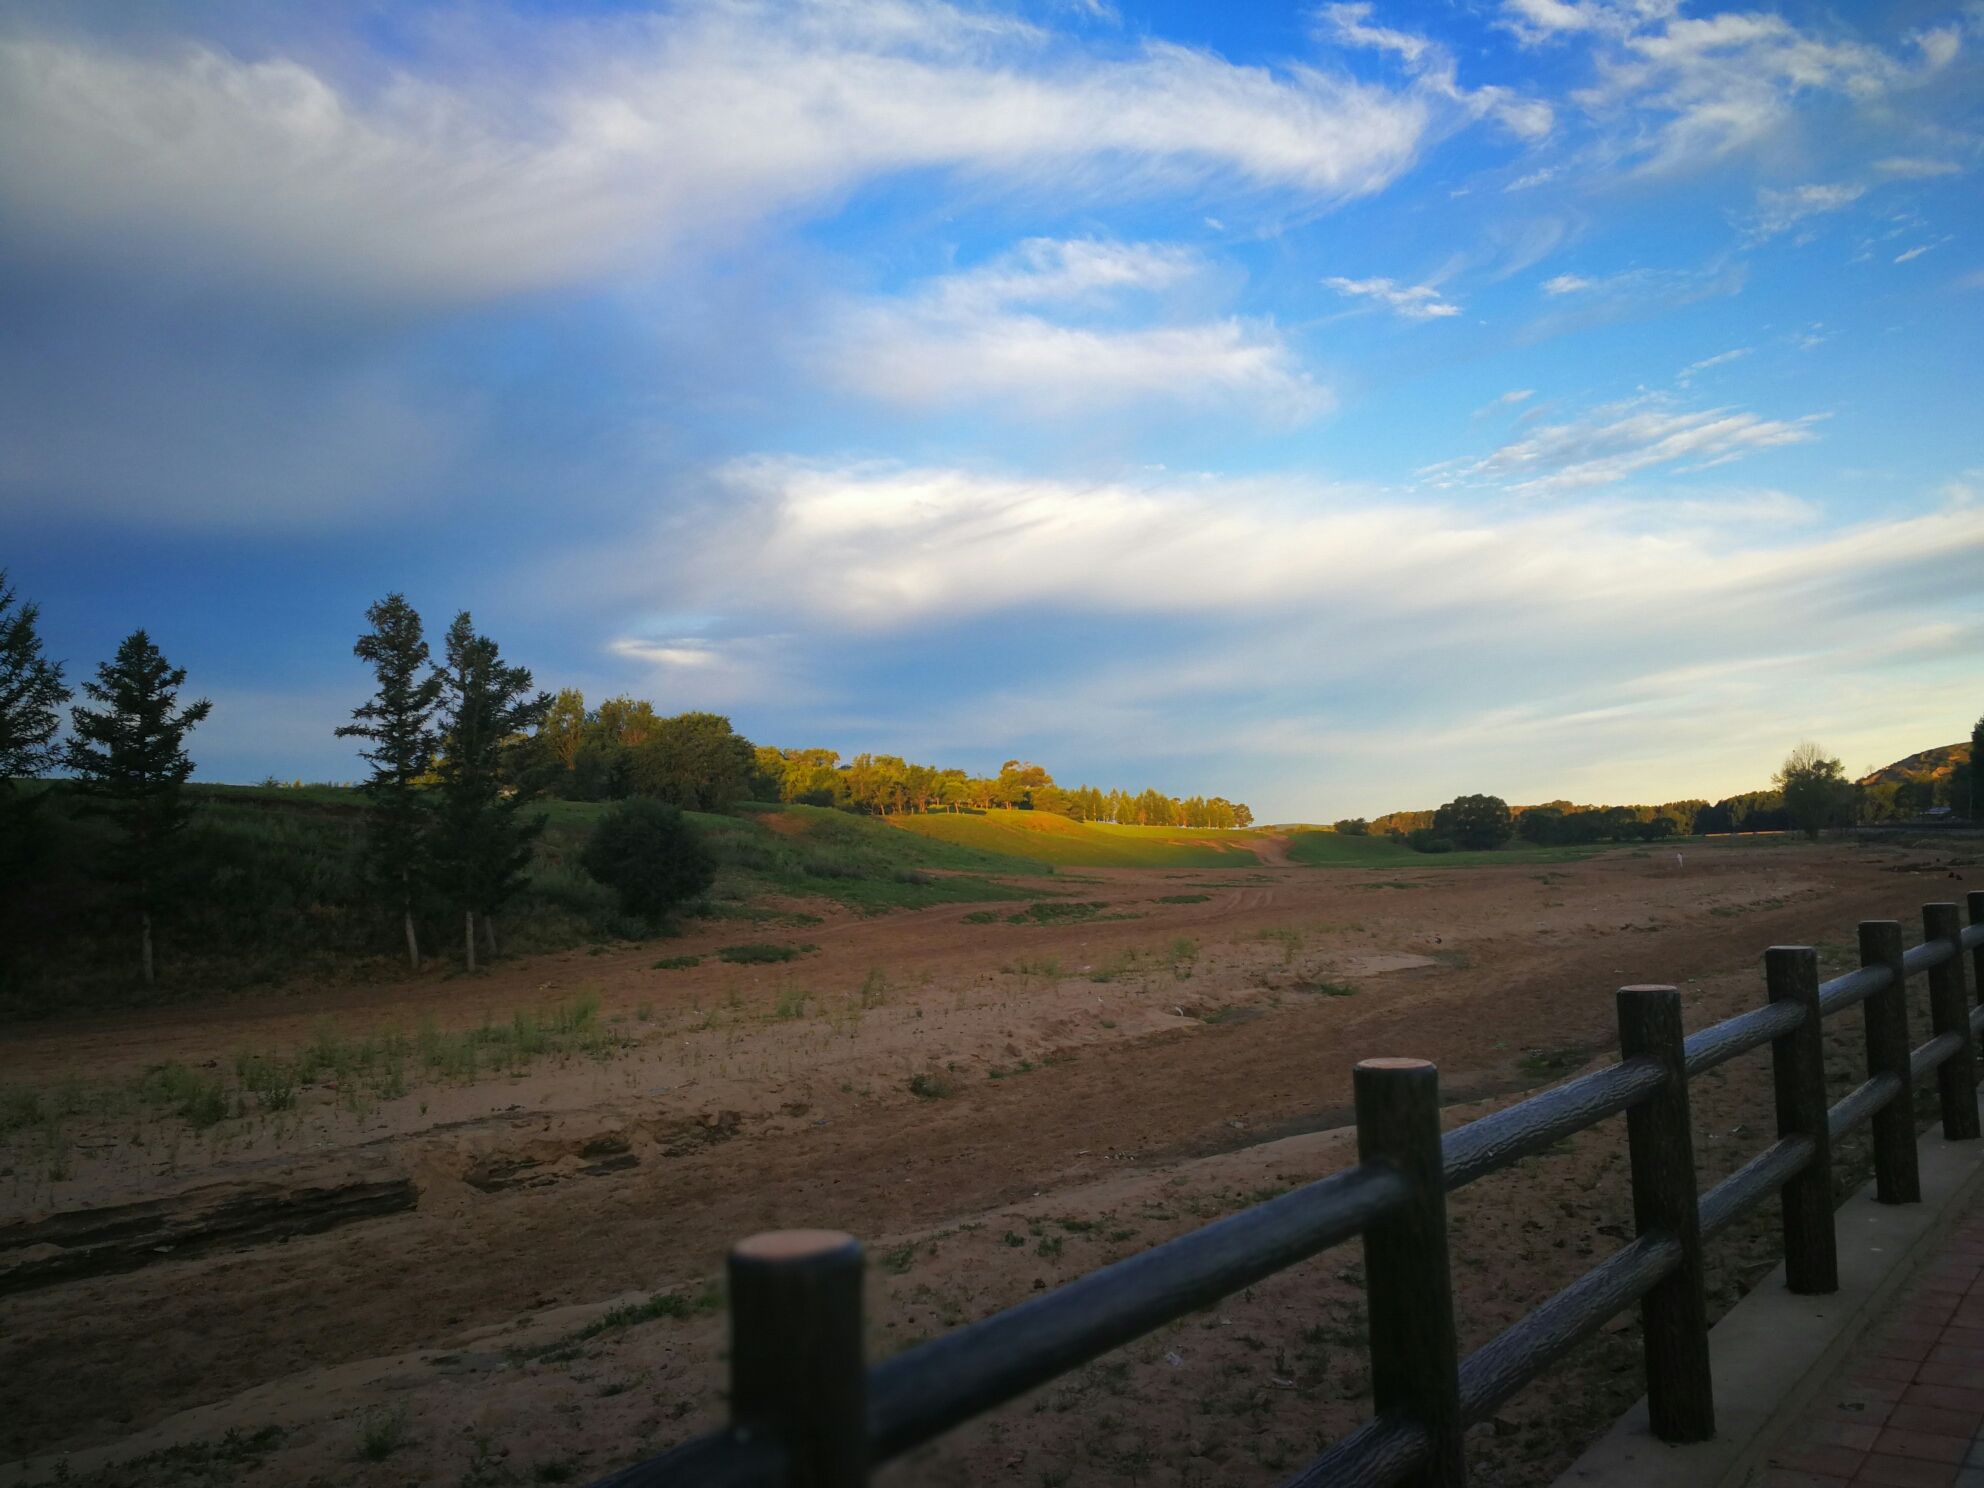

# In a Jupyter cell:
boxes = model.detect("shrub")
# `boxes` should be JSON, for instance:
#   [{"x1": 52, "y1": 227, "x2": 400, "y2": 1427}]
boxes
[
  {"x1": 1333, "y1": 818, "x2": 1369, "y2": 836},
  {"x1": 1404, "y1": 828, "x2": 1456, "y2": 854},
  {"x1": 579, "y1": 800, "x2": 717, "y2": 920}
]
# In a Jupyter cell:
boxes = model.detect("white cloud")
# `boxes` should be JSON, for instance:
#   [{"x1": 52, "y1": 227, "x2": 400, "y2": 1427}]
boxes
[
  {"x1": 1541, "y1": 272, "x2": 1594, "y2": 293},
  {"x1": 820, "y1": 238, "x2": 1329, "y2": 420},
  {"x1": 1744, "y1": 183, "x2": 1865, "y2": 242},
  {"x1": 0, "y1": 8, "x2": 1445, "y2": 304},
  {"x1": 1895, "y1": 242, "x2": 1943, "y2": 263},
  {"x1": 1320, "y1": 3, "x2": 1553, "y2": 140},
  {"x1": 1874, "y1": 157, "x2": 1964, "y2": 179},
  {"x1": 545, "y1": 455, "x2": 1984, "y2": 813},
  {"x1": 1676, "y1": 347, "x2": 1752, "y2": 385},
  {"x1": 1324, "y1": 274, "x2": 1461, "y2": 319},
  {"x1": 1473, "y1": 388, "x2": 1536, "y2": 417},
  {"x1": 1423, "y1": 396, "x2": 1822, "y2": 495},
  {"x1": 1524, "y1": 3, "x2": 1957, "y2": 175}
]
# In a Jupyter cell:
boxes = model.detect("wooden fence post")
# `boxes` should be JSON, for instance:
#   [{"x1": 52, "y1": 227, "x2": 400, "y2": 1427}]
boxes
[
  {"x1": 1859, "y1": 920, "x2": 1920, "y2": 1204},
  {"x1": 1923, "y1": 903, "x2": 1979, "y2": 1141},
  {"x1": 1969, "y1": 892, "x2": 1984, "y2": 1033},
  {"x1": 1355, "y1": 1057, "x2": 1464, "y2": 1486},
  {"x1": 1767, "y1": 948, "x2": 1837, "y2": 1293},
  {"x1": 729, "y1": 1230, "x2": 868, "y2": 1488},
  {"x1": 1618, "y1": 985, "x2": 1714, "y2": 1442}
]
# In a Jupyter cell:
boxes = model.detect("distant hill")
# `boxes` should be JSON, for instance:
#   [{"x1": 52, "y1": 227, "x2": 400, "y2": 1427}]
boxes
[{"x1": 1859, "y1": 742, "x2": 1970, "y2": 787}]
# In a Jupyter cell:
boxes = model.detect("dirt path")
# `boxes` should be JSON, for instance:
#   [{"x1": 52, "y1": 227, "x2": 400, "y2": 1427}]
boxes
[{"x1": 0, "y1": 836, "x2": 1971, "y2": 1486}]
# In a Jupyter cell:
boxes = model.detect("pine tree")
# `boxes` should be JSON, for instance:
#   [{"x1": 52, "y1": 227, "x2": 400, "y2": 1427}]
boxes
[
  {"x1": 0, "y1": 572, "x2": 72, "y2": 899},
  {"x1": 336, "y1": 594, "x2": 442, "y2": 971},
  {"x1": 64, "y1": 631, "x2": 211, "y2": 985},
  {"x1": 1969, "y1": 714, "x2": 1983, "y2": 821},
  {"x1": 430, "y1": 613, "x2": 551, "y2": 970}
]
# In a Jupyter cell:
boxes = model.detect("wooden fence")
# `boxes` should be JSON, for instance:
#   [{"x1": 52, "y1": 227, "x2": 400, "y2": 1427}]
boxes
[{"x1": 592, "y1": 891, "x2": 1984, "y2": 1488}]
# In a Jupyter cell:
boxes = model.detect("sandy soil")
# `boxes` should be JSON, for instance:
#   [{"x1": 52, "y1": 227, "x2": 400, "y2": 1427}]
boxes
[{"x1": 0, "y1": 835, "x2": 1975, "y2": 1487}]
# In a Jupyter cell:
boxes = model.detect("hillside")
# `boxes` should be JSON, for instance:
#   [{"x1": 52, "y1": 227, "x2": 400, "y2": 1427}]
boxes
[
  {"x1": 886, "y1": 807, "x2": 1264, "y2": 867},
  {"x1": 1859, "y1": 742, "x2": 1970, "y2": 787},
  {"x1": 3, "y1": 786, "x2": 1056, "y2": 1013}
]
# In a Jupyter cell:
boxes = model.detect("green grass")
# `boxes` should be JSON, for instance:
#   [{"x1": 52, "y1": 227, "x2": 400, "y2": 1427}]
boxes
[
  {"x1": 888, "y1": 809, "x2": 1264, "y2": 868},
  {"x1": 651, "y1": 954, "x2": 701, "y2": 970},
  {"x1": 1283, "y1": 830, "x2": 1668, "y2": 869},
  {"x1": 718, "y1": 941, "x2": 816, "y2": 964},
  {"x1": 5, "y1": 788, "x2": 1054, "y2": 1013}
]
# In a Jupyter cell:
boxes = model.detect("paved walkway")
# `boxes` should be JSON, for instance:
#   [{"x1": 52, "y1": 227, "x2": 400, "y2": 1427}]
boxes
[{"x1": 1759, "y1": 1193, "x2": 1984, "y2": 1487}]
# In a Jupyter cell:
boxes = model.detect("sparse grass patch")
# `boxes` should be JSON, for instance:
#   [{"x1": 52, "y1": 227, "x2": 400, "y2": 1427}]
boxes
[
  {"x1": 772, "y1": 986, "x2": 809, "y2": 1020},
  {"x1": 961, "y1": 909, "x2": 1002, "y2": 923},
  {"x1": 718, "y1": 942, "x2": 816, "y2": 964},
  {"x1": 1296, "y1": 980, "x2": 1358, "y2": 998},
  {"x1": 1006, "y1": 901, "x2": 1109, "y2": 925},
  {"x1": 652, "y1": 954, "x2": 701, "y2": 970},
  {"x1": 1004, "y1": 955, "x2": 1064, "y2": 979},
  {"x1": 1156, "y1": 893, "x2": 1211, "y2": 904},
  {"x1": 908, "y1": 1069, "x2": 959, "y2": 1100},
  {"x1": 1518, "y1": 1045, "x2": 1590, "y2": 1079},
  {"x1": 358, "y1": 1405, "x2": 410, "y2": 1461}
]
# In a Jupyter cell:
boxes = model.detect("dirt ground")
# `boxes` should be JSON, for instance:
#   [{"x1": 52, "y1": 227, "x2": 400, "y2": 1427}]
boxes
[{"x1": 1, "y1": 835, "x2": 1976, "y2": 1488}]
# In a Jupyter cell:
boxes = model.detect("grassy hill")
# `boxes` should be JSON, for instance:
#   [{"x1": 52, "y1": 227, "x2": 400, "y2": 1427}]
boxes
[
  {"x1": 886, "y1": 808, "x2": 1265, "y2": 867},
  {"x1": 1859, "y1": 742, "x2": 1970, "y2": 787},
  {"x1": 2, "y1": 786, "x2": 1054, "y2": 1014}
]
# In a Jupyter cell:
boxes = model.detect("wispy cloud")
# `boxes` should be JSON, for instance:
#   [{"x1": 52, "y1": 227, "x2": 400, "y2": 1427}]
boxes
[
  {"x1": 1743, "y1": 183, "x2": 1866, "y2": 243},
  {"x1": 819, "y1": 238, "x2": 1329, "y2": 420},
  {"x1": 0, "y1": 7, "x2": 1443, "y2": 304},
  {"x1": 1541, "y1": 273, "x2": 1594, "y2": 294},
  {"x1": 1474, "y1": 388, "x2": 1536, "y2": 418},
  {"x1": 1506, "y1": 2, "x2": 1959, "y2": 175},
  {"x1": 1423, "y1": 396, "x2": 1823, "y2": 495},
  {"x1": 1677, "y1": 347, "x2": 1752, "y2": 385},
  {"x1": 1324, "y1": 274, "x2": 1461, "y2": 319}
]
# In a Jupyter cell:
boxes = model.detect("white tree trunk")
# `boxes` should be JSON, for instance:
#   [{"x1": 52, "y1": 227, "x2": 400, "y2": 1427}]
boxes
[
  {"x1": 403, "y1": 908, "x2": 421, "y2": 972},
  {"x1": 483, "y1": 914, "x2": 497, "y2": 960},
  {"x1": 464, "y1": 910, "x2": 477, "y2": 973},
  {"x1": 141, "y1": 910, "x2": 154, "y2": 987}
]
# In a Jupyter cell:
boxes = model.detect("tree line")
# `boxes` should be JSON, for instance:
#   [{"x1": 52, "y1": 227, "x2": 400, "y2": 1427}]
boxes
[
  {"x1": 516, "y1": 688, "x2": 1255, "y2": 828},
  {"x1": 1343, "y1": 732, "x2": 1981, "y2": 856}
]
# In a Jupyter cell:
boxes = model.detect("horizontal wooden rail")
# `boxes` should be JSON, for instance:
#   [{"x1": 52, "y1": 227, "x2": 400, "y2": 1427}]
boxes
[
  {"x1": 1699, "y1": 1136, "x2": 1815, "y2": 1240},
  {"x1": 1441, "y1": 1057, "x2": 1665, "y2": 1189},
  {"x1": 593, "y1": 897, "x2": 1984, "y2": 1488},
  {"x1": 1683, "y1": 999, "x2": 1805, "y2": 1076},
  {"x1": 868, "y1": 1162, "x2": 1408, "y2": 1459},
  {"x1": 1828, "y1": 1072, "x2": 1904, "y2": 1141},
  {"x1": 1817, "y1": 962, "x2": 1890, "y2": 1014},
  {"x1": 1911, "y1": 1031, "x2": 1970, "y2": 1082},
  {"x1": 1456, "y1": 1232, "x2": 1683, "y2": 1424}
]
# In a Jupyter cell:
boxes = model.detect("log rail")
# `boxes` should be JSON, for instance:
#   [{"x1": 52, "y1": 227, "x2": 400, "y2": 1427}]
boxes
[{"x1": 593, "y1": 891, "x2": 1984, "y2": 1488}]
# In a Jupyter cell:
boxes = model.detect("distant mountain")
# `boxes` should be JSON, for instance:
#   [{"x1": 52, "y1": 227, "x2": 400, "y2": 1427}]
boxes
[{"x1": 1859, "y1": 742, "x2": 1971, "y2": 787}]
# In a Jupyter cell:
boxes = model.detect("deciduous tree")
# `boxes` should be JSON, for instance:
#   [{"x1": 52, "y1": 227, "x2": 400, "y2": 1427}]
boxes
[{"x1": 1774, "y1": 742, "x2": 1853, "y2": 838}]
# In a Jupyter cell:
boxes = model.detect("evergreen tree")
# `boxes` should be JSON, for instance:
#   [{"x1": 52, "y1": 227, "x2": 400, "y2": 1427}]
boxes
[
  {"x1": 0, "y1": 572, "x2": 72, "y2": 894},
  {"x1": 430, "y1": 612, "x2": 551, "y2": 970},
  {"x1": 64, "y1": 631, "x2": 211, "y2": 985},
  {"x1": 336, "y1": 594, "x2": 442, "y2": 971},
  {"x1": 1971, "y1": 715, "x2": 1983, "y2": 820}
]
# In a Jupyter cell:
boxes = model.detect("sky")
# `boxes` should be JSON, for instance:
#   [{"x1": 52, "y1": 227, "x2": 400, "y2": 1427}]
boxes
[{"x1": 2, "y1": 0, "x2": 1980, "y2": 821}]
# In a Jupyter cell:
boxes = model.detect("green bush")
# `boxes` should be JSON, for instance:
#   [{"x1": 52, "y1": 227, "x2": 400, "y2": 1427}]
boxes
[
  {"x1": 1404, "y1": 828, "x2": 1456, "y2": 854},
  {"x1": 579, "y1": 800, "x2": 717, "y2": 920}
]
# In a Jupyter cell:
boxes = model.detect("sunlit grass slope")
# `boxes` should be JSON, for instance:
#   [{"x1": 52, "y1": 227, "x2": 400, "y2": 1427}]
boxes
[
  {"x1": 1282, "y1": 830, "x2": 1662, "y2": 868},
  {"x1": 888, "y1": 808, "x2": 1263, "y2": 868}
]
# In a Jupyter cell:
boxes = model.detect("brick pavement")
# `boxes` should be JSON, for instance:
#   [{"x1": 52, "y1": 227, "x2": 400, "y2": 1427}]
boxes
[{"x1": 1757, "y1": 1195, "x2": 1984, "y2": 1487}]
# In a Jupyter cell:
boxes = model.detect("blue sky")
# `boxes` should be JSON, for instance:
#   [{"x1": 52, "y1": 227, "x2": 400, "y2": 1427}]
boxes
[{"x1": 2, "y1": 0, "x2": 1979, "y2": 820}]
